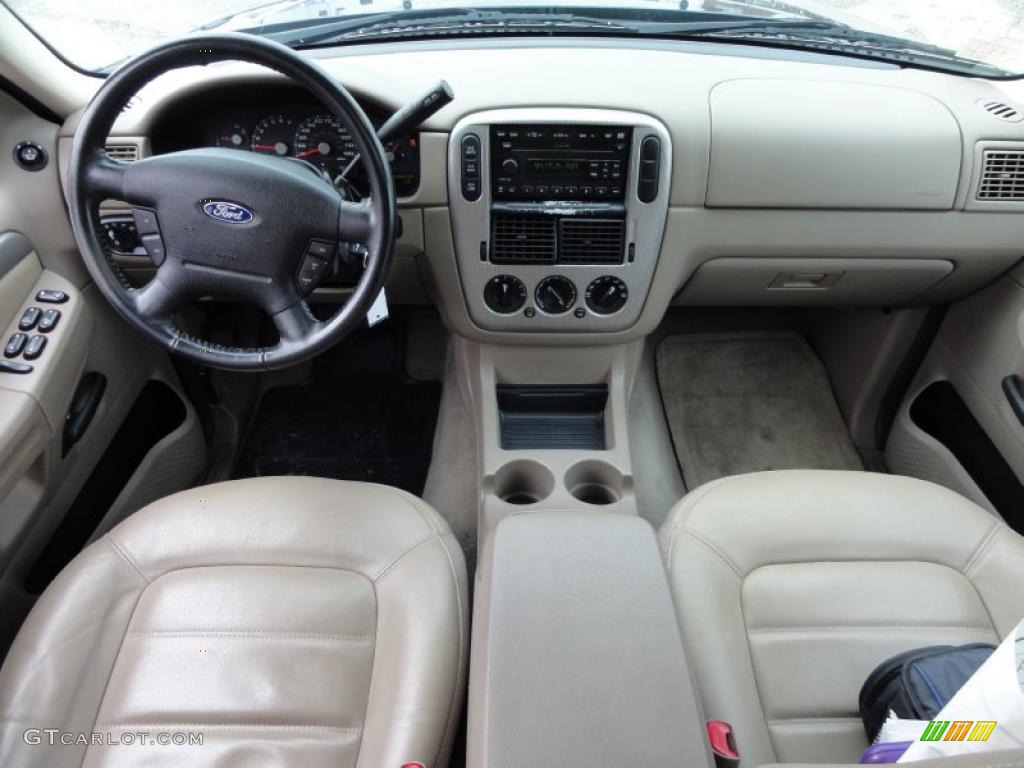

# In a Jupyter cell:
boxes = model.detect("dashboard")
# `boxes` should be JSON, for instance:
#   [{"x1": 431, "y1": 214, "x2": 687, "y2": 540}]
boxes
[
  {"x1": 149, "y1": 84, "x2": 420, "y2": 198},
  {"x1": 65, "y1": 42, "x2": 1024, "y2": 343}
]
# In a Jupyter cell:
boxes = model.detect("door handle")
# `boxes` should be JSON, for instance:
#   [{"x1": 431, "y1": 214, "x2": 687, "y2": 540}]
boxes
[
  {"x1": 62, "y1": 372, "x2": 107, "y2": 457},
  {"x1": 1001, "y1": 374, "x2": 1024, "y2": 427}
]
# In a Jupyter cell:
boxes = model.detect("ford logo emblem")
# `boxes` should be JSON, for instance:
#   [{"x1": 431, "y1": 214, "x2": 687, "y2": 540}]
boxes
[{"x1": 202, "y1": 201, "x2": 253, "y2": 224}]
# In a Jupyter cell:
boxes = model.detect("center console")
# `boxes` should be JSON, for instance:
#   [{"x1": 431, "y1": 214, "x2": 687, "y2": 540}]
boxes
[{"x1": 447, "y1": 109, "x2": 672, "y2": 333}]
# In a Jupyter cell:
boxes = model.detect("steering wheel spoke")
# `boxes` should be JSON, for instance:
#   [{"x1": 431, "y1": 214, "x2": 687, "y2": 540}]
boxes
[
  {"x1": 129, "y1": 271, "x2": 182, "y2": 322},
  {"x1": 272, "y1": 300, "x2": 320, "y2": 345},
  {"x1": 84, "y1": 153, "x2": 130, "y2": 203},
  {"x1": 338, "y1": 199, "x2": 375, "y2": 244}
]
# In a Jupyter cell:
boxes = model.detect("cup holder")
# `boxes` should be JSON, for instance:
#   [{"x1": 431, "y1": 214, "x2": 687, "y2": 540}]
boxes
[
  {"x1": 565, "y1": 460, "x2": 625, "y2": 506},
  {"x1": 493, "y1": 459, "x2": 555, "y2": 506}
]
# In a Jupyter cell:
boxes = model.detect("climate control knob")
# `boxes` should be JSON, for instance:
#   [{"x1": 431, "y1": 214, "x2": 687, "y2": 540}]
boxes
[
  {"x1": 501, "y1": 157, "x2": 520, "y2": 176},
  {"x1": 534, "y1": 275, "x2": 577, "y2": 315},
  {"x1": 585, "y1": 276, "x2": 628, "y2": 315},
  {"x1": 484, "y1": 274, "x2": 527, "y2": 314}
]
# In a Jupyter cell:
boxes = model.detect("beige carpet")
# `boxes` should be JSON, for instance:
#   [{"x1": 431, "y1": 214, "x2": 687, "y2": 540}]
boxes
[{"x1": 656, "y1": 331, "x2": 862, "y2": 487}]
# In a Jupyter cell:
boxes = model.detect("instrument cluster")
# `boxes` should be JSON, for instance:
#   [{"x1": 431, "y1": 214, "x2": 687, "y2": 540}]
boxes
[{"x1": 150, "y1": 86, "x2": 420, "y2": 198}]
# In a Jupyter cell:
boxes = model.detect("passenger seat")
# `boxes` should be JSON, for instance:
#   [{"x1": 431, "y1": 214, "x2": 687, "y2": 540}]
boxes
[{"x1": 660, "y1": 470, "x2": 1024, "y2": 765}]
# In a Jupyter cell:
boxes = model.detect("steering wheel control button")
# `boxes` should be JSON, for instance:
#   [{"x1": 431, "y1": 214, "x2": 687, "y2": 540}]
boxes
[
  {"x1": 534, "y1": 275, "x2": 577, "y2": 315},
  {"x1": 585, "y1": 275, "x2": 629, "y2": 314},
  {"x1": 461, "y1": 134, "x2": 482, "y2": 201},
  {"x1": 37, "y1": 309, "x2": 61, "y2": 333},
  {"x1": 23, "y1": 335, "x2": 46, "y2": 361},
  {"x1": 131, "y1": 207, "x2": 160, "y2": 235},
  {"x1": 0, "y1": 359, "x2": 32, "y2": 374},
  {"x1": 13, "y1": 141, "x2": 47, "y2": 172},
  {"x1": 297, "y1": 255, "x2": 330, "y2": 294},
  {"x1": 35, "y1": 290, "x2": 68, "y2": 304},
  {"x1": 19, "y1": 307, "x2": 41, "y2": 331},
  {"x1": 140, "y1": 234, "x2": 166, "y2": 266},
  {"x1": 305, "y1": 239, "x2": 335, "y2": 259},
  {"x1": 5, "y1": 333, "x2": 27, "y2": 358},
  {"x1": 638, "y1": 136, "x2": 661, "y2": 203},
  {"x1": 483, "y1": 275, "x2": 527, "y2": 314}
]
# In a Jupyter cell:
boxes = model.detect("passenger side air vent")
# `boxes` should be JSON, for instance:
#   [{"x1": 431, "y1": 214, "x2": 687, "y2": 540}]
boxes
[
  {"x1": 979, "y1": 99, "x2": 1023, "y2": 123},
  {"x1": 491, "y1": 213, "x2": 556, "y2": 264},
  {"x1": 105, "y1": 143, "x2": 139, "y2": 162},
  {"x1": 557, "y1": 218, "x2": 626, "y2": 265},
  {"x1": 977, "y1": 149, "x2": 1024, "y2": 201}
]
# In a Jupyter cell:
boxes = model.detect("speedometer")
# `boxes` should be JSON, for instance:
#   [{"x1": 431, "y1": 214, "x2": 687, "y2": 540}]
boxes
[{"x1": 293, "y1": 114, "x2": 357, "y2": 177}]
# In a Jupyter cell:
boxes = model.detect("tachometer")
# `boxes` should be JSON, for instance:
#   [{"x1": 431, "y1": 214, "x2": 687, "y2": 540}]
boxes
[
  {"x1": 293, "y1": 114, "x2": 357, "y2": 177},
  {"x1": 250, "y1": 114, "x2": 294, "y2": 156}
]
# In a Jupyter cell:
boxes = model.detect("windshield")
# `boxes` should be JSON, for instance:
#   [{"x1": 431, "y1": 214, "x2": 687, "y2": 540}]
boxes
[{"x1": 4, "y1": 0, "x2": 1024, "y2": 78}]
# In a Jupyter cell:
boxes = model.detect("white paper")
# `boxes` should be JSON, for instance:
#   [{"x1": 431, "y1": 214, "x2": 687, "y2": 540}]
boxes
[{"x1": 366, "y1": 287, "x2": 389, "y2": 328}]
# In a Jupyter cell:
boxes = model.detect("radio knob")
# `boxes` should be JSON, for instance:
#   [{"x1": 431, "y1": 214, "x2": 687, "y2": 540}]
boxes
[{"x1": 501, "y1": 157, "x2": 520, "y2": 176}]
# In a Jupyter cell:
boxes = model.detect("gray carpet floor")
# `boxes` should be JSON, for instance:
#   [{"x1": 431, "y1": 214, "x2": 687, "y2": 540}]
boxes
[{"x1": 656, "y1": 331, "x2": 862, "y2": 487}]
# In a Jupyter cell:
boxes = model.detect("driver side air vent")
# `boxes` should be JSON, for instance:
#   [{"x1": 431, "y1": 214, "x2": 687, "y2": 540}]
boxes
[
  {"x1": 491, "y1": 213, "x2": 556, "y2": 264},
  {"x1": 977, "y1": 150, "x2": 1024, "y2": 201},
  {"x1": 105, "y1": 144, "x2": 139, "y2": 162},
  {"x1": 979, "y1": 99, "x2": 1023, "y2": 123}
]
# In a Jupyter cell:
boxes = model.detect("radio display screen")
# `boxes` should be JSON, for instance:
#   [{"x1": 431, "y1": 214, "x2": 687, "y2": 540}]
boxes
[{"x1": 528, "y1": 159, "x2": 583, "y2": 174}]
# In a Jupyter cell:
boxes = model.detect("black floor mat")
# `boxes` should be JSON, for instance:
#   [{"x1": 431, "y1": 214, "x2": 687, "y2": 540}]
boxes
[{"x1": 233, "y1": 315, "x2": 442, "y2": 495}]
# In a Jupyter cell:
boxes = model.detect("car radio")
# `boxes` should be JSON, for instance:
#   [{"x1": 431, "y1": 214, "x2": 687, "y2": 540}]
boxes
[{"x1": 490, "y1": 124, "x2": 632, "y2": 201}]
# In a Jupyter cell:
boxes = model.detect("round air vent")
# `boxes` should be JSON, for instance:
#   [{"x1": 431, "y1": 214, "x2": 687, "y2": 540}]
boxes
[{"x1": 978, "y1": 99, "x2": 1024, "y2": 123}]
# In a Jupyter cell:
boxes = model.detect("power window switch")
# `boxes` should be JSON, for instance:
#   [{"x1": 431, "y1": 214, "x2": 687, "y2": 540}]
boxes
[
  {"x1": 23, "y1": 335, "x2": 46, "y2": 361},
  {"x1": 38, "y1": 309, "x2": 61, "y2": 333},
  {"x1": 19, "y1": 306, "x2": 41, "y2": 331},
  {"x1": 35, "y1": 290, "x2": 68, "y2": 303},
  {"x1": 4, "y1": 333, "x2": 27, "y2": 358},
  {"x1": 0, "y1": 359, "x2": 32, "y2": 374}
]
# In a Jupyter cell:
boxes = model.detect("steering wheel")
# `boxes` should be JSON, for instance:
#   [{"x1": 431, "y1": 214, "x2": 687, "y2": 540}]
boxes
[{"x1": 68, "y1": 34, "x2": 397, "y2": 371}]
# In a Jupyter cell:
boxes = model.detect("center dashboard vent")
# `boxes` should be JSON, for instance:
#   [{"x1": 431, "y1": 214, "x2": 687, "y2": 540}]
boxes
[
  {"x1": 490, "y1": 212, "x2": 625, "y2": 265},
  {"x1": 977, "y1": 149, "x2": 1024, "y2": 201},
  {"x1": 491, "y1": 213, "x2": 557, "y2": 263},
  {"x1": 105, "y1": 144, "x2": 140, "y2": 162},
  {"x1": 558, "y1": 218, "x2": 626, "y2": 265}
]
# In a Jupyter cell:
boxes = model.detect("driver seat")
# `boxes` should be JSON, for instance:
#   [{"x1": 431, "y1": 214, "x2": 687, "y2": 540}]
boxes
[{"x1": 0, "y1": 476, "x2": 467, "y2": 768}]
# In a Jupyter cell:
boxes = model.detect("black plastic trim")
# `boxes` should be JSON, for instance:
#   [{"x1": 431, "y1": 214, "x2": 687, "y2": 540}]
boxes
[{"x1": 497, "y1": 384, "x2": 607, "y2": 450}]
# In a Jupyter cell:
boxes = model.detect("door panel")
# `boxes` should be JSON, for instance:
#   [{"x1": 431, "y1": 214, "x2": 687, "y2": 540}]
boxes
[{"x1": 887, "y1": 270, "x2": 1024, "y2": 530}]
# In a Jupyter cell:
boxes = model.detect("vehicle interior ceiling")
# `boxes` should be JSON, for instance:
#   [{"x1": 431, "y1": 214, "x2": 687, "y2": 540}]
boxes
[{"x1": 2, "y1": 1, "x2": 1024, "y2": 765}]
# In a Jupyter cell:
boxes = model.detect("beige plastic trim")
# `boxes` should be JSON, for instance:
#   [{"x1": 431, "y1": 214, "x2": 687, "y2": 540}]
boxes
[
  {"x1": 680, "y1": 257, "x2": 953, "y2": 306},
  {"x1": 707, "y1": 79, "x2": 963, "y2": 210},
  {"x1": 451, "y1": 337, "x2": 644, "y2": 545}
]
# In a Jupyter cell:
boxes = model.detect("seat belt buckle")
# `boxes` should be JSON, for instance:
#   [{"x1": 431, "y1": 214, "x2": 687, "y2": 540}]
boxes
[{"x1": 707, "y1": 720, "x2": 740, "y2": 768}]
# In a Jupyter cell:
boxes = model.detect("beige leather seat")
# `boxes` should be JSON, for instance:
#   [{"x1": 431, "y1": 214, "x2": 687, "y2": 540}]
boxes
[
  {"x1": 660, "y1": 470, "x2": 1024, "y2": 766},
  {"x1": 0, "y1": 476, "x2": 467, "y2": 768}
]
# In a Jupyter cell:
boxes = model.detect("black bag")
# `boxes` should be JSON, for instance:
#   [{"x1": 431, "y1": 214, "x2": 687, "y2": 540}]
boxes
[{"x1": 858, "y1": 643, "x2": 996, "y2": 742}]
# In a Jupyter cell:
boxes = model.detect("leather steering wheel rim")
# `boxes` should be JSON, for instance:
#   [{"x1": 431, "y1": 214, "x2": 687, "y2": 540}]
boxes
[{"x1": 68, "y1": 33, "x2": 397, "y2": 371}]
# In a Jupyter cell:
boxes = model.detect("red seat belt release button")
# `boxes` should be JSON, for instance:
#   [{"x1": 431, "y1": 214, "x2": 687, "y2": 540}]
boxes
[{"x1": 708, "y1": 720, "x2": 740, "y2": 766}]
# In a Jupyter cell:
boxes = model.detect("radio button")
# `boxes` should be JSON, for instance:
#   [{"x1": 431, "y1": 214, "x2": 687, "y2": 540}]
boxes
[
  {"x1": 536, "y1": 185, "x2": 549, "y2": 196},
  {"x1": 551, "y1": 186, "x2": 563, "y2": 196},
  {"x1": 520, "y1": 185, "x2": 534, "y2": 195}
]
